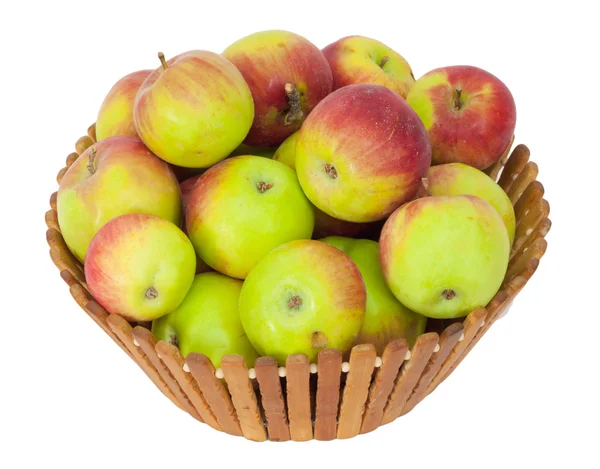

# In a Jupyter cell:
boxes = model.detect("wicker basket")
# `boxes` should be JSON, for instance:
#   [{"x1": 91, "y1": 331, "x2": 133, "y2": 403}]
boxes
[{"x1": 46, "y1": 126, "x2": 550, "y2": 442}]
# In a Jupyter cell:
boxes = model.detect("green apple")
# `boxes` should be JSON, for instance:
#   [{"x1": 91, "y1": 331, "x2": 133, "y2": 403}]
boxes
[
  {"x1": 239, "y1": 240, "x2": 366, "y2": 364},
  {"x1": 152, "y1": 272, "x2": 258, "y2": 366},
  {"x1": 186, "y1": 156, "x2": 314, "y2": 279},
  {"x1": 85, "y1": 213, "x2": 196, "y2": 321},
  {"x1": 426, "y1": 162, "x2": 516, "y2": 244},
  {"x1": 322, "y1": 236, "x2": 426, "y2": 353},
  {"x1": 272, "y1": 131, "x2": 298, "y2": 169},
  {"x1": 380, "y1": 195, "x2": 510, "y2": 319}
]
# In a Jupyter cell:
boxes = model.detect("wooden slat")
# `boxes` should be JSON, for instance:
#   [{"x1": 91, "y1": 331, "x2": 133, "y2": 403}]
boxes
[
  {"x1": 254, "y1": 357, "x2": 290, "y2": 442},
  {"x1": 45, "y1": 209, "x2": 60, "y2": 231},
  {"x1": 286, "y1": 354, "x2": 312, "y2": 441},
  {"x1": 506, "y1": 238, "x2": 547, "y2": 284},
  {"x1": 314, "y1": 349, "x2": 342, "y2": 441},
  {"x1": 381, "y1": 333, "x2": 439, "y2": 424},
  {"x1": 401, "y1": 322, "x2": 464, "y2": 415},
  {"x1": 66, "y1": 152, "x2": 79, "y2": 168},
  {"x1": 156, "y1": 341, "x2": 220, "y2": 428},
  {"x1": 88, "y1": 123, "x2": 97, "y2": 142},
  {"x1": 47, "y1": 228, "x2": 86, "y2": 286},
  {"x1": 337, "y1": 344, "x2": 376, "y2": 439},
  {"x1": 131, "y1": 327, "x2": 202, "y2": 421},
  {"x1": 185, "y1": 353, "x2": 242, "y2": 436},
  {"x1": 360, "y1": 339, "x2": 408, "y2": 434},
  {"x1": 507, "y1": 161, "x2": 539, "y2": 205},
  {"x1": 513, "y1": 216, "x2": 551, "y2": 260},
  {"x1": 75, "y1": 136, "x2": 94, "y2": 155},
  {"x1": 221, "y1": 354, "x2": 267, "y2": 442},
  {"x1": 498, "y1": 144, "x2": 530, "y2": 192},
  {"x1": 484, "y1": 135, "x2": 514, "y2": 182},
  {"x1": 56, "y1": 167, "x2": 67, "y2": 184},
  {"x1": 49, "y1": 192, "x2": 57, "y2": 211},
  {"x1": 514, "y1": 181, "x2": 544, "y2": 225},
  {"x1": 60, "y1": 269, "x2": 80, "y2": 287},
  {"x1": 514, "y1": 198, "x2": 550, "y2": 242}
]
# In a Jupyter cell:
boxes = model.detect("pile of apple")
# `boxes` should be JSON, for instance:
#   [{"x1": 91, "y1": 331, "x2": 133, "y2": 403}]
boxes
[{"x1": 57, "y1": 31, "x2": 517, "y2": 366}]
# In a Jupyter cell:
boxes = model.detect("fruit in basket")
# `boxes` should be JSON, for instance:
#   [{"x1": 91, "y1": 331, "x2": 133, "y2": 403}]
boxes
[
  {"x1": 152, "y1": 272, "x2": 258, "y2": 366},
  {"x1": 239, "y1": 240, "x2": 366, "y2": 363},
  {"x1": 85, "y1": 213, "x2": 196, "y2": 321},
  {"x1": 296, "y1": 84, "x2": 431, "y2": 223},
  {"x1": 313, "y1": 208, "x2": 382, "y2": 240},
  {"x1": 272, "y1": 131, "x2": 298, "y2": 169},
  {"x1": 406, "y1": 65, "x2": 516, "y2": 169},
  {"x1": 134, "y1": 50, "x2": 254, "y2": 168},
  {"x1": 186, "y1": 156, "x2": 314, "y2": 279},
  {"x1": 223, "y1": 30, "x2": 333, "y2": 147},
  {"x1": 322, "y1": 237, "x2": 426, "y2": 352},
  {"x1": 425, "y1": 163, "x2": 516, "y2": 243},
  {"x1": 322, "y1": 36, "x2": 415, "y2": 98},
  {"x1": 179, "y1": 175, "x2": 211, "y2": 274},
  {"x1": 57, "y1": 136, "x2": 181, "y2": 261},
  {"x1": 380, "y1": 195, "x2": 510, "y2": 319},
  {"x1": 96, "y1": 70, "x2": 151, "y2": 141}
]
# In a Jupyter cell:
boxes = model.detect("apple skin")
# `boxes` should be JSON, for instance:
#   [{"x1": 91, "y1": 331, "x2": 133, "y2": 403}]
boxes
[
  {"x1": 296, "y1": 84, "x2": 431, "y2": 223},
  {"x1": 152, "y1": 272, "x2": 258, "y2": 366},
  {"x1": 406, "y1": 65, "x2": 516, "y2": 169},
  {"x1": 272, "y1": 131, "x2": 298, "y2": 169},
  {"x1": 380, "y1": 195, "x2": 510, "y2": 319},
  {"x1": 239, "y1": 240, "x2": 366, "y2": 364},
  {"x1": 228, "y1": 143, "x2": 275, "y2": 159},
  {"x1": 186, "y1": 156, "x2": 314, "y2": 279},
  {"x1": 426, "y1": 163, "x2": 516, "y2": 244},
  {"x1": 179, "y1": 175, "x2": 211, "y2": 274},
  {"x1": 85, "y1": 213, "x2": 196, "y2": 321},
  {"x1": 223, "y1": 30, "x2": 333, "y2": 148},
  {"x1": 313, "y1": 208, "x2": 382, "y2": 240},
  {"x1": 322, "y1": 36, "x2": 415, "y2": 98},
  {"x1": 95, "y1": 70, "x2": 151, "y2": 141},
  {"x1": 57, "y1": 136, "x2": 182, "y2": 261},
  {"x1": 134, "y1": 50, "x2": 254, "y2": 168},
  {"x1": 321, "y1": 237, "x2": 426, "y2": 353}
]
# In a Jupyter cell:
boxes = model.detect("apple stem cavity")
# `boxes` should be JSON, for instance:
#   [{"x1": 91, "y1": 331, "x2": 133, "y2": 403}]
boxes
[
  {"x1": 256, "y1": 181, "x2": 273, "y2": 193},
  {"x1": 288, "y1": 295, "x2": 302, "y2": 310},
  {"x1": 442, "y1": 289, "x2": 456, "y2": 300},
  {"x1": 323, "y1": 164, "x2": 338, "y2": 179},
  {"x1": 86, "y1": 146, "x2": 97, "y2": 175},
  {"x1": 454, "y1": 88, "x2": 463, "y2": 110},
  {"x1": 379, "y1": 56, "x2": 390, "y2": 68},
  {"x1": 283, "y1": 83, "x2": 304, "y2": 125},
  {"x1": 158, "y1": 52, "x2": 168, "y2": 70},
  {"x1": 145, "y1": 286, "x2": 159, "y2": 300}
]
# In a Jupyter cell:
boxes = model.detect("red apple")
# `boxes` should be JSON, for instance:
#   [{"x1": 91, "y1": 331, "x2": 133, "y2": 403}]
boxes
[
  {"x1": 223, "y1": 30, "x2": 333, "y2": 147},
  {"x1": 406, "y1": 65, "x2": 516, "y2": 169}
]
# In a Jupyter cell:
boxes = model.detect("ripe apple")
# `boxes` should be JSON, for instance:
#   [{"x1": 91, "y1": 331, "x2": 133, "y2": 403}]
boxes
[
  {"x1": 321, "y1": 236, "x2": 426, "y2": 353},
  {"x1": 239, "y1": 240, "x2": 366, "y2": 364},
  {"x1": 85, "y1": 213, "x2": 196, "y2": 321},
  {"x1": 179, "y1": 175, "x2": 211, "y2": 274},
  {"x1": 426, "y1": 163, "x2": 516, "y2": 244},
  {"x1": 380, "y1": 195, "x2": 510, "y2": 319},
  {"x1": 223, "y1": 30, "x2": 333, "y2": 147},
  {"x1": 406, "y1": 65, "x2": 516, "y2": 169},
  {"x1": 296, "y1": 84, "x2": 431, "y2": 223},
  {"x1": 272, "y1": 131, "x2": 298, "y2": 169},
  {"x1": 152, "y1": 272, "x2": 258, "y2": 366},
  {"x1": 134, "y1": 51, "x2": 254, "y2": 168},
  {"x1": 95, "y1": 70, "x2": 151, "y2": 141},
  {"x1": 322, "y1": 36, "x2": 415, "y2": 98},
  {"x1": 57, "y1": 136, "x2": 181, "y2": 261},
  {"x1": 186, "y1": 156, "x2": 314, "y2": 279}
]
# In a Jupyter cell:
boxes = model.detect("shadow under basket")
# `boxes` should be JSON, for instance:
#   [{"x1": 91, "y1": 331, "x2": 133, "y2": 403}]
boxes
[{"x1": 46, "y1": 128, "x2": 550, "y2": 442}]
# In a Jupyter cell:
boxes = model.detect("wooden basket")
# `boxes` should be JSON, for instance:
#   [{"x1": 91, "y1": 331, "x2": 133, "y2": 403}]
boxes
[{"x1": 46, "y1": 127, "x2": 550, "y2": 442}]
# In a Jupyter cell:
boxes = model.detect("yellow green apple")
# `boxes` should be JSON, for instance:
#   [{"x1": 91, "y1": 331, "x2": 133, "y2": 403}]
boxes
[
  {"x1": 426, "y1": 163, "x2": 516, "y2": 244},
  {"x1": 322, "y1": 36, "x2": 415, "y2": 98},
  {"x1": 296, "y1": 84, "x2": 431, "y2": 223},
  {"x1": 272, "y1": 131, "x2": 298, "y2": 169},
  {"x1": 152, "y1": 272, "x2": 258, "y2": 366},
  {"x1": 406, "y1": 65, "x2": 516, "y2": 169},
  {"x1": 239, "y1": 240, "x2": 366, "y2": 364},
  {"x1": 134, "y1": 51, "x2": 254, "y2": 168},
  {"x1": 85, "y1": 213, "x2": 196, "y2": 321},
  {"x1": 57, "y1": 136, "x2": 181, "y2": 261},
  {"x1": 322, "y1": 236, "x2": 426, "y2": 353},
  {"x1": 179, "y1": 175, "x2": 211, "y2": 274},
  {"x1": 95, "y1": 70, "x2": 151, "y2": 141},
  {"x1": 186, "y1": 156, "x2": 314, "y2": 279},
  {"x1": 380, "y1": 195, "x2": 510, "y2": 319}
]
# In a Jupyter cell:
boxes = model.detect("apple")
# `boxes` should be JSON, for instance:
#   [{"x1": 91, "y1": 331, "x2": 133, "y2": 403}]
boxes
[
  {"x1": 322, "y1": 36, "x2": 415, "y2": 98},
  {"x1": 296, "y1": 84, "x2": 431, "y2": 223},
  {"x1": 95, "y1": 70, "x2": 151, "y2": 141},
  {"x1": 152, "y1": 272, "x2": 258, "y2": 366},
  {"x1": 272, "y1": 131, "x2": 298, "y2": 169},
  {"x1": 57, "y1": 136, "x2": 181, "y2": 261},
  {"x1": 313, "y1": 208, "x2": 382, "y2": 240},
  {"x1": 406, "y1": 65, "x2": 516, "y2": 169},
  {"x1": 223, "y1": 30, "x2": 333, "y2": 147},
  {"x1": 426, "y1": 163, "x2": 516, "y2": 244},
  {"x1": 186, "y1": 156, "x2": 314, "y2": 279},
  {"x1": 380, "y1": 195, "x2": 510, "y2": 319},
  {"x1": 134, "y1": 51, "x2": 254, "y2": 168},
  {"x1": 239, "y1": 240, "x2": 366, "y2": 364},
  {"x1": 179, "y1": 175, "x2": 211, "y2": 274},
  {"x1": 322, "y1": 236, "x2": 426, "y2": 353},
  {"x1": 85, "y1": 213, "x2": 196, "y2": 321},
  {"x1": 229, "y1": 143, "x2": 275, "y2": 159}
]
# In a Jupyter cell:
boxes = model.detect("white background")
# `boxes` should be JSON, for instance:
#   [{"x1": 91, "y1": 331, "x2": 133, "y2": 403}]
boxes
[{"x1": 1, "y1": 1, "x2": 598, "y2": 468}]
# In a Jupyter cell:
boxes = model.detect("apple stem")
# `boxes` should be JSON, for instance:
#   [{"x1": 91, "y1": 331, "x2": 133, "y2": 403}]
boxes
[
  {"x1": 284, "y1": 83, "x2": 304, "y2": 125},
  {"x1": 145, "y1": 286, "x2": 158, "y2": 299},
  {"x1": 158, "y1": 52, "x2": 168, "y2": 70},
  {"x1": 454, "y1": 88, "x2": 463, "y2": 110},
  {"x1": 256, "y1": 181, "x2": 273, "y2": 193},
  {"x1": 86, "y1": 146, "x2": 97, "y2": 175},
  {"x1": 379, "y1": 56, "x2": 390, "y2": 68},
  {"x1": 323, "y1": 164, "x2": 338, "y2": 179}
]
